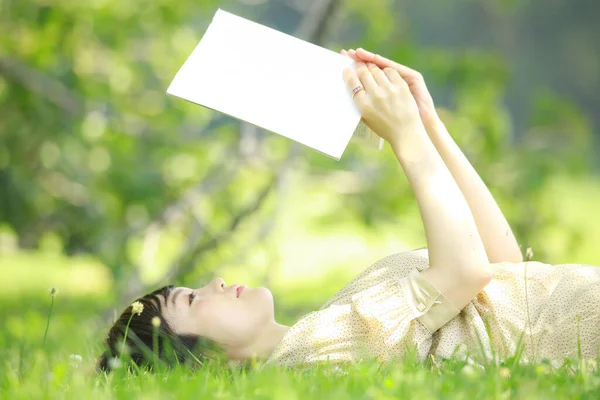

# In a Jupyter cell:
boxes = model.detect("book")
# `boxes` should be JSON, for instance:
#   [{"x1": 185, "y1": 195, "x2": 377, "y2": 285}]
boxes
[{"x1": 166, "y1": 9, "x2": 383, "y2": 160}]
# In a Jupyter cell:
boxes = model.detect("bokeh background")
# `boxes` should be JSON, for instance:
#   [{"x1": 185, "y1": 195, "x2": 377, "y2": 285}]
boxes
[{"x1": 1, "y1": 0, "x2": 599, "y2": 357}]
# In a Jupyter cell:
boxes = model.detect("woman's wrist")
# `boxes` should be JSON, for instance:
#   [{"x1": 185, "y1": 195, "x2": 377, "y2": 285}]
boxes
[
  {"x1": 389, "y1": 123, "x2": 437, "y2": 170},
  {"x1": 388, "y1": 117, "x2": 428, "y2": 148},
  {"x1": 421, "y1": 114, "x2": 446, "y2": 140}
]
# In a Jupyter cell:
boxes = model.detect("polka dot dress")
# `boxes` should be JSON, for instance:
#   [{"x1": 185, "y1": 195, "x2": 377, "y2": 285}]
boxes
[{"x1": 264, "y1": 249, "x2": 600, "y2": 368}]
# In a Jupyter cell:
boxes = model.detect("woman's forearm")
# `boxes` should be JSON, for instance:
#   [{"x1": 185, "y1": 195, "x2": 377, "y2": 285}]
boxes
[
  {"x1": 423, "y1": 117, "x2": 523, "y2": 264},
  {"x1": 343, "y1": 47, "x2": 521, "y2": 263},
  {"x1": 390, "y1": 124, "x2": 491, "y2": 310}
]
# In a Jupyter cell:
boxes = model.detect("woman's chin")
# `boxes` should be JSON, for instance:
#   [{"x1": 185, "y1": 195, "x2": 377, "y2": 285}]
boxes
[{"x1": 244, "y1": 286, "x2": 275, "y2": 308}]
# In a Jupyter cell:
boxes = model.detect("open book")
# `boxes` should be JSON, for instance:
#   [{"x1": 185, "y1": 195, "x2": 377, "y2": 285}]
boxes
[{"x1": 167, "y1": 9, "x2": 383, "y2": 160}]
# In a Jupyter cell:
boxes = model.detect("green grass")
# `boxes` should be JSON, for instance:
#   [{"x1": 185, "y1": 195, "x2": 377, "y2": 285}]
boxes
[{"x1": 2, "y1": 292, "x2": 599, "y2": 399}]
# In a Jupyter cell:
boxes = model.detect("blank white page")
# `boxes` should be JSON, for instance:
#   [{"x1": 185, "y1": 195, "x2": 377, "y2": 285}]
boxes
[{"x1": 167, "y1": 9, "x2": 362, "y2": 160}]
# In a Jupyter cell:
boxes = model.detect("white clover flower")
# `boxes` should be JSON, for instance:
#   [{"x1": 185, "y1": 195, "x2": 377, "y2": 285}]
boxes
[
  {"x1": 525, "y1": 247, "x2": 534, "y2": 261},
  {"x1": 461, "y1": 364, "x2": 479, "y2": 378},
  {"x1": 69, "y1": 354, "x2": 82, "y2": 368},
  {"x1": 151, "y1": 316, "x2": 161, "y2": 328},
  {"x1": 108, "y1": 357, "x2": 122, "y2": 370},
  {"x1": 131, "y1": 301, "x2": 144, "y2": 316}
]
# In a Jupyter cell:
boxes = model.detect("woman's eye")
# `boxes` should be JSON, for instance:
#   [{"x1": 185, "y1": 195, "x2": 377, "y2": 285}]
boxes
[{"x1": 188, "y1": 293, "x2": 196, "y2": 305}]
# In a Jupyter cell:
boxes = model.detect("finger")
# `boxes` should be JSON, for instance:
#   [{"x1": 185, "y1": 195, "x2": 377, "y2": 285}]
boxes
[
  {"x1": 340, "y1": 49, "x2": 347, "y2": 56},
  {"x1": 343, "y1": 67, "x2": 368, "y2": 108},
  {"x1": 383, "y1": 67, "x2": 405, "y2": 85},
  {"x1": 366, "y1": 62, "x2": 391, "y2": 86},
  {"x1": 355, "y1": 61, "x2": 378, "y2": 92},
  {"x1": 356, "y1": 47, "x2": 418, "y2": 80},
  {"x1": 342, "y1": 48, "x2": 359, "y2": 61}
]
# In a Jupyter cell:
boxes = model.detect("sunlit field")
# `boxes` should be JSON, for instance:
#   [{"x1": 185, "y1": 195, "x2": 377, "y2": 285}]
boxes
[
  {"x1": 2, "y1": 240, "x2": 599, "y2": 399},
  {"x1": 3, "y1": 0, "x2": 600, "y2": 398}
]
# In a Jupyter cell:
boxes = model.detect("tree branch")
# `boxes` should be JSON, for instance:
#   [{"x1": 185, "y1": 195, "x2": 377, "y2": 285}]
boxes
[
  {"x1": 155, "y1": 175, "x2": 277, "y2": 286},
  {"x1": 0, "y1": 57, "x2": 84, "y2": 116}
]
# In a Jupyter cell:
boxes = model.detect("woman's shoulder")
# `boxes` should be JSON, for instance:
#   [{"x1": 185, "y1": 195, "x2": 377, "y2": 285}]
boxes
[
  {"x1": 369, "y1": 247, "x2": 430, "y2": 271},
  {"x1": 349, "y1": 248, "x2": 431, "y2": 281},
  {"x1": 318, "y1": 248, "x2": 431, "y2": 310}
]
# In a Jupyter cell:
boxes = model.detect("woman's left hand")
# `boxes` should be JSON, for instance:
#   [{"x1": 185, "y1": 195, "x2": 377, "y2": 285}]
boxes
[{"x1": 343, "y1": 61, "x2": 423, "y2": 145}]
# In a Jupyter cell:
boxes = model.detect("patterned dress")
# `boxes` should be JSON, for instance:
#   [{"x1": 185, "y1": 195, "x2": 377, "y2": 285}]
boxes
[{"x1": 265, "y1": 249, "x2": 600, "y2": 368}]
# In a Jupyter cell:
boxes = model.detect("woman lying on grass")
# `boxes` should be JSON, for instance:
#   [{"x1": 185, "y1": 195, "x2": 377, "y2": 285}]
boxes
[{"x1": 97, "y1": 48, "x2": 600, "y2": 372}]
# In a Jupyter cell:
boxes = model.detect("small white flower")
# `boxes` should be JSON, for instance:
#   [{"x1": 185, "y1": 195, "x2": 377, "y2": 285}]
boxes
[
  {"x1": 151, "y1": 316, "x2": 161, "y2": 328},
  {"x1": 461, "y1": 364, "x2": 479, "y2": 378},
  {"x1": 586, "y1": 359, "x2": 597, "y2": 372},
  {"x1": 108, "y1": 357, "x2": 122, "y2": 370},
  {"x1": 131, "y1": 301, "x2": 144, "y2": 316},
  {"x1": 69, "y1": 354, "x2": 82, "y2": 368},
  {"x1": 525, "y1": 247, "x2": 534, "y2": 261}
]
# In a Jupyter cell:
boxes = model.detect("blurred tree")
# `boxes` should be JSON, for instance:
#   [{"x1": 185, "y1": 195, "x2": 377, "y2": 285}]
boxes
[{"x1": 0, "y1": 0, "x2": 598, "y2": 311}]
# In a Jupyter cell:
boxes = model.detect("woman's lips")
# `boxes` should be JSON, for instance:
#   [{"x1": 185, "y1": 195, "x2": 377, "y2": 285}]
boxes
[{"x1": 236, "y1": 286, "x2": 247, "y2": 297}]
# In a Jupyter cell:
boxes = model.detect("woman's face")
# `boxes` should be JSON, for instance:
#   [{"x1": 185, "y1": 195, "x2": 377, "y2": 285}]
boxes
[{"x1": 160, "y1": 278, "x2": 275, "y2": 351}]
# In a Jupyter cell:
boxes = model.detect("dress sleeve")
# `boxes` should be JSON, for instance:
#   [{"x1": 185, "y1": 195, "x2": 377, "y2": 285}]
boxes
[{"x1": 400, "y1": 268, "x2": 461, "y2": 333}]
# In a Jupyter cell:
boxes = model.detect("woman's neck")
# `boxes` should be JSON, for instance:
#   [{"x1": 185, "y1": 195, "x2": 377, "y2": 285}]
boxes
[{"x1": 227, "y1": 321, "x2": 290, "y2": 362}]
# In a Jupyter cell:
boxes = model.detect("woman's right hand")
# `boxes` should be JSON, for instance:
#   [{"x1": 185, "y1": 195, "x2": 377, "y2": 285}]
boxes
[
  {"x1": 343, "y1": 61, "x2": 425, "y2": 145},
  {"x1": 342, "y1": 48, "x2": 438, "y2": 126}
]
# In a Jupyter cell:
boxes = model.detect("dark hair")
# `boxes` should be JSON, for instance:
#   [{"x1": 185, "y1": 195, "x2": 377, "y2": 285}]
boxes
[{"x1": 96, "y1": 285, "x2": 223, "y2": 372}]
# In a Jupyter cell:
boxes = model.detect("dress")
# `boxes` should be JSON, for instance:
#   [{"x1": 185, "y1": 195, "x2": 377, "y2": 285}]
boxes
[{"x1": 264, "y1": 249, "x2": 600, "y2": 368}]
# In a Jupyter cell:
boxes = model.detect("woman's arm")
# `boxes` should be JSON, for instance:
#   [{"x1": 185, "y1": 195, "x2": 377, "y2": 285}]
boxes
[
  {"x1": 344, "y1": 48, "x2": 523, "y2": 264},
  {"x1": 345, "y1": 63, "x2": 491, "y2": 311},
  {"x1": 389, "y1": 123, "x2": 492, "y2": 310},
  {"x1": 422, "y1": 117, "x2": 523, "y2": 263}
]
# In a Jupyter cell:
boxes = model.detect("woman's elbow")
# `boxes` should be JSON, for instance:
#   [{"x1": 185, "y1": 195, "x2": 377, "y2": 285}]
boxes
[
  {"x1": 475, "y1": 265, "x2": 493, "y2": 289},
  {"x1": 463, "y1": 263, "x2": 493, "y2": 290}
]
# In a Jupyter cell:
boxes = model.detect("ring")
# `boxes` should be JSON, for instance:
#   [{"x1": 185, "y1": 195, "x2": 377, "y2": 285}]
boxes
[{"x1": 352, "y1": 85, "x2": 364, "y2": 98}]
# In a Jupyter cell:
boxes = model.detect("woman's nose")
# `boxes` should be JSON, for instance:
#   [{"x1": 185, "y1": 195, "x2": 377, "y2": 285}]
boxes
[{"x1": 213, "y1": 277, "x2": 226, "y2": 291}]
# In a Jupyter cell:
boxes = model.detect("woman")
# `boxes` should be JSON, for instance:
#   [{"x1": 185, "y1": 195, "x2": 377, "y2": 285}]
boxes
[{"x1": 97, "y1": 48, "x2": 600, "y2": 371}]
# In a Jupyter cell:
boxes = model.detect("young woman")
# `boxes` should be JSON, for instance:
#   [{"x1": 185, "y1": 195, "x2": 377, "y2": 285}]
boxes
[{"x1": 97, "y1": 48, "x2": 600, "y2": 371}]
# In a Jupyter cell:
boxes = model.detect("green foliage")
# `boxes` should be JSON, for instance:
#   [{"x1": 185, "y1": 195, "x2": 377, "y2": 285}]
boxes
[
  {"x1": 2, "y1": 0, "x2": 599, "y2": 292},
  {"x1": 1, "y1": 1, "x2": 600, "y2": 395}
]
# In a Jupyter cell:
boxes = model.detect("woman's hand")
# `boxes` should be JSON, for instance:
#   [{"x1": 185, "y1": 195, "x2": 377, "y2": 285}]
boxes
[
  {"x1": 342, "y1": 48, "x2": 438, "y2": 125},
  {"x1": 343, "y1": 61, "x2": 423, "y2": 145},
  {"x1": 343, "y1": 50, "x2": 522, "y2": 264}
]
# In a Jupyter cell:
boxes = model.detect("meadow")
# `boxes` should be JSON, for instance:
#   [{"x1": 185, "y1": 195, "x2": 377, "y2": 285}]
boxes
[{"x1": 1, "y1": 249, "x2": 599, "y2": 399}]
